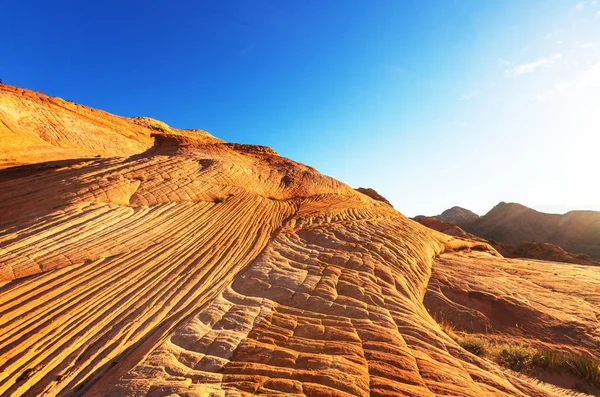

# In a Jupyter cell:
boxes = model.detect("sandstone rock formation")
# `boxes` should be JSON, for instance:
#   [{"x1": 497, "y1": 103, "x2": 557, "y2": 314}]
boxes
[
  {"x1": 0, "y1": 85, "x2": 597, "y2": 396},
  {"x1": 425, "y1": 252, "x2": 600, "y2": 395},
  {"x1": 426, "y1": 252, "x2": 600, "y2": 355},
  {"x1": 355, "y1": 187, "x2": 393, "y2": 207},
  {"x1": 0, "y1": 84, "x2": 219, "y2": 169},
  {"x1": 412, "y1": 216, "x2": 485, "y2": 242}
]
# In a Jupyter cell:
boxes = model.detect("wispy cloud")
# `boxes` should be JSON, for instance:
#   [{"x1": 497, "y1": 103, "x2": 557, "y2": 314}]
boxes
[
  {"x1": 461, "y1": 91, "x2": 479, "y2": 100},
  {"x1": 576, "y1": 0, "x2": 598, "y2": 9},
  {"x1": 576, "y1": 0, "x2": 593, "y2": 8},
  {"x1": 534, "y1": 62, "x2": 600, "y2": 101},
  {"x1": 383, "y1": 64, "x2": 410, "y2": 77},
  {"x1": 238, "y1": 43, "x2": 256, "y2": 56},
  {"x1": 577, "y1": 41, "x2": 597, "y2": 49},
  {"x1": 505, "y1": 53, "x2": 562, "y2": 75}
]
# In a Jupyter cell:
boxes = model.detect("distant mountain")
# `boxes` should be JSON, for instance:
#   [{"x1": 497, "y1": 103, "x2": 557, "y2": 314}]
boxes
[
  {"x1": 435, "y1": 206, "x2": 480, "y2": 225},
  {"x1": 428, "y1": 202, "x2": 600, "y2": 261}
]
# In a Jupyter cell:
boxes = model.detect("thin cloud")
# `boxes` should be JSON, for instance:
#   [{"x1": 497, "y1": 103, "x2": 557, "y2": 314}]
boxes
[
  {"x1": 576, "y1": 0, "x2": 598, "y2": 8},
  {"x1": 577, "y1": 41, "x2": 597, "y2": 49},
  {"x1": 534, "y1": 62, "x2": 600, "y2": 101},
  {"x1": 505, "y1": 53, "x2": 562, "y2": 75},
  {"x1": 238, "y1": 43, "x2": 256, "y2": 56},
  {"x1": 383, "y1": 64, "x2": 411, "y2": 77},
  {"x1": 461, "y1": 91, "x2": 479, "y2": 100}
]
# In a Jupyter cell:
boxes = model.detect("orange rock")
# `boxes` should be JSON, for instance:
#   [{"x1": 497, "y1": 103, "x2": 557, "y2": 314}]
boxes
[{"x1": 0, "y1": 85, "x2": 594, "y2": 397}]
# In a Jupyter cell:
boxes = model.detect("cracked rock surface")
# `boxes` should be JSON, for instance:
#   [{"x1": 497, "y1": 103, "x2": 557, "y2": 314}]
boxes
[{"x1": 0, "y1": 85, "x2": 597, "y2": 397}]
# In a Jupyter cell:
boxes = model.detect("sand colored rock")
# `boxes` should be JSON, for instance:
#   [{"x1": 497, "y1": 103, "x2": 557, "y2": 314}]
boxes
[
  {"x1": 0, "y1": 84, "x2": 220, "y2": 169},
  {"x1": 413, "y1": 216, "x2": 485, "y2": 242},
  {"x1": 355, "y1": 187, "x2": 393, "y2": 207},
  {"x1": 0, "y1": 85, "x2": 597, "y2": 396},
  {"x1": 425, "y1": 252, "x2": 600, "y2": 363}
]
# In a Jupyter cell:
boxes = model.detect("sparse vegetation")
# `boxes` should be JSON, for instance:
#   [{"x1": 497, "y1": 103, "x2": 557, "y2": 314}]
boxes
[
  {"x1": 568, "y1": 355, "x2": 600, "y2": 385},
  {"x1": 535, "y1": 349, "x2": 566, "y2": 370},
  {"x1": 437, "y1": 317, "x2": 600, "y2": 386},
  {"x1": 495, "y1": 343, "x2": 538, "y2": 372},
  {"x1": 131, "y1": 116, "x2": 170, "y2": 133},
  {"x1": 457, "y1": 334, "x2": 489, "y2": 356},
  {"x1": 280, "y1": 175, "x2": 292, "y2": 187}
]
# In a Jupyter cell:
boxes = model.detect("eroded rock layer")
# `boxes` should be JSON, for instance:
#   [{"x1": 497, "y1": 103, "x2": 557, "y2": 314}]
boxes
[
  {"x1": 0, "y1": 85, "x2": 594, "y2": 397},
  {"x1": 425, "y1": 253, "x2": 600, "y2": 359}
]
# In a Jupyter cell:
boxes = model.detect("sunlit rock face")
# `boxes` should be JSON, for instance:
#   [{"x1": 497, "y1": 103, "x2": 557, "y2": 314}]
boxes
[{"x1": 0, "y1": 85, "x2": 591, "y2": 397}]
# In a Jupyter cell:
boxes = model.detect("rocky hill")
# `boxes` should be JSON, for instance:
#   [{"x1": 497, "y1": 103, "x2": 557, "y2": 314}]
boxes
[
  {"x1": 0, "y1": 84, "x2": 219, "y2": 169},
  {"x1": 0, "y1": 85, "x2": 598, "y2": 396},
  {"x1": 413, "y1": 215, "x2": 485, "y2": 242},
  {"x1": 427, "y1": 202, "x2": 600, "y2": 261},
  {"x1": 434, "y1": 205, "x2": 480, "y2": 225},
  {"x1": 413, "y1": 216, "x2": 599, "y2": 267}
]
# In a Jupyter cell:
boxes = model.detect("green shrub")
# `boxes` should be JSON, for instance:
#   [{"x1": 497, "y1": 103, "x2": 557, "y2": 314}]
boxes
[
  {"x1": 534, "y1": 350, "x2": 567, "y2": 369},
  {"x1": 494, "y1": 344, "x2": 536, "y2": 371},
  {"x1": 568, "y1": 356, "x2": 600, "y2": 385},
  {"x1": 457, "y1": 334, "x2": 489, "y2": 356},
  {"x1": 434, "y1": 317, "x2": 599, "y2": 385}
]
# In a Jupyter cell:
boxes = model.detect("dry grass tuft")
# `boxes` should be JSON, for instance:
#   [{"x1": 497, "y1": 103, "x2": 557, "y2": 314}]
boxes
[
  {"x1": 435, "y1": 316, "x2": 600, "y2": 386},
  {"x1": 568, "y1": 355, "x2": 600, "y2": 385}
]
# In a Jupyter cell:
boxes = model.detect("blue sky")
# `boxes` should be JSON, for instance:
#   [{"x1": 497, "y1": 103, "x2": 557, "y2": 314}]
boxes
[{"x1": 2, "y1": 0, "x2": 599, "y2": 216}]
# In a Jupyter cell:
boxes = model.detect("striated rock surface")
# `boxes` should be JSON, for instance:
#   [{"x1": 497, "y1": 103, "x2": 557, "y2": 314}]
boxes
[
  {"x1": 0, "y1": 85, "x2": 596, "y2": 397},
  {"x1": 355, "y1": 187, "x2": 393, "y2": 207},
  {"x1": 0, "y1": 84, "x2": 220, "y2": 169},
  {"x1": 413, "y1": 216, "x2": 485, "y2": 242},
  {"x1": 425, "y1": 252, "x2": 600, "y2": 363}
]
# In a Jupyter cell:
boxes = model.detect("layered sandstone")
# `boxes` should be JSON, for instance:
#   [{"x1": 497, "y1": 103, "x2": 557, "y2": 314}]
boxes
[{"x1": 0, "y1": 85, "x2": 596, "y2": 397}]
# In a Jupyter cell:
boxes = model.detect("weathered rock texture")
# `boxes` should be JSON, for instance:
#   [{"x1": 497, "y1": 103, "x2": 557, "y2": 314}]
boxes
[
  {"x1": 0, "y1": 85, "x2": 596, "y2": 397},
  {"x1": 0, "y1": 84, "x2": 219, "y2": 169},
  {"x1": 412, "y1": 216, "x2": 485, "y2": 242},
  {"x1": 426, "y1": 252, "x2": 600, "y2": 362}
]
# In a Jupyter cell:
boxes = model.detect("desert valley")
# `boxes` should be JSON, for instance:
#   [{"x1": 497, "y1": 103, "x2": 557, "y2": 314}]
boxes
[{"x1": 0, "y1": 83, "x2": 599, "y2": 397}]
